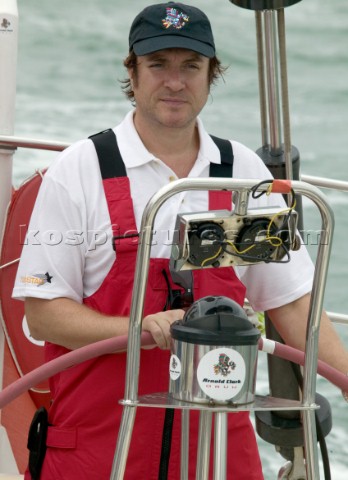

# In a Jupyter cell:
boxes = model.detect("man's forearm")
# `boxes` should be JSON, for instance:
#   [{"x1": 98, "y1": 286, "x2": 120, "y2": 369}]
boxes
[
  {"x1": 25, "y1": 297, "x2": 184, "y2": 351},
  {"x1": 267, "y1": 293, "x2": 348, "y2": 375},
  {"x1": 25, "y1": 297, "x2": 131, "y2": 350}
]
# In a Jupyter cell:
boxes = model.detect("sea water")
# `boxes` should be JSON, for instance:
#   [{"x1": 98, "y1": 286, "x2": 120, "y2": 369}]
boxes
[{"x1": 10, "y1": 0, "x2": 348, "y2": 478}]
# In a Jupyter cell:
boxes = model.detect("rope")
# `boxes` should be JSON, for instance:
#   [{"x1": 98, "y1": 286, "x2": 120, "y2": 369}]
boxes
[{"x1": 0, "y1": 257, "x2": 20, "y2": 269}]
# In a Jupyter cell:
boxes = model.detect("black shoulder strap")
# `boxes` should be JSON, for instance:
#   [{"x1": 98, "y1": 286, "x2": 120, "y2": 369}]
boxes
[
  {"x1": 209, "y1": 135, "x2": 234, "y2": 178},
  {"x1": 88, "y1": 129, "x2": 126, "y2": 179},
  {"x1": 88, "y1": 129, "x2": 233, "y2": 180}
]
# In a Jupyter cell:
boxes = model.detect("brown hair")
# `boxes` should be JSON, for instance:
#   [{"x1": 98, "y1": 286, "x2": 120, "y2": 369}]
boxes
[{"x1": 120, "y1": 50, "x2": 227, "y2": 104}]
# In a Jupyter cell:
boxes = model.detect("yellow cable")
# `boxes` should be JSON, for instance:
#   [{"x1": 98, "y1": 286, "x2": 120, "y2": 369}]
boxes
[
  {"x1": 266, "y1": 199, "x2": 296, "y2": 244},
  {"x1": 225, "y1": 239, "x2": 256, "y2": 255},
  {"x1": 266, "y1": 183, "x2": 273, "y2": 195},
  {"x1": 201, "y1": 246, "x2": 223, "y2": 267},
  {"x1": 248, "y1": 181, "x2": 297, "y2": 252},
  {"x1": 200, "y1": 185, "x2": 296, "y2": 263}
]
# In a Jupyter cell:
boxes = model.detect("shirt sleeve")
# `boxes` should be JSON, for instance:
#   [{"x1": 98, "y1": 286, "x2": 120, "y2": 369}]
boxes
[
  {"x1": 12, "y1": 173, "x2": 86, "y2": 303},
  {"x1": 235, "y1": 248, "x2": 314, "y2": 312},
  {"x1": 231, "y1": 140, "x2": 315, "y2": 311}
]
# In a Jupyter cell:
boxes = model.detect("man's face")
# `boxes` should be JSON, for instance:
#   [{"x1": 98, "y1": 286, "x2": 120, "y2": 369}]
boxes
[{"x1": 129, "y1": 48, "x2": 210, "y2": 130}]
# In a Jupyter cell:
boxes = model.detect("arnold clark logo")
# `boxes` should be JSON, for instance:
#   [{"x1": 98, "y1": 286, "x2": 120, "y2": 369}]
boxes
[
  {"x1": 197, "y1": 348, "x2": 246, "y2": 401},
  {"x1": 1, "y1": 18, "x2": 14, "y2": 32},
  {"x1": 213, "y1": 352, "x2": 236, "y2": 377},
  {"x1": 169, "y1": 354, "x2": 181, "y2": 381}
]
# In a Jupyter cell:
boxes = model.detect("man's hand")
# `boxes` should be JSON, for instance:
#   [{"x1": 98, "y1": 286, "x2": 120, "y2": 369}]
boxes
[{"x1": 142, "y1": 309, "x2": 185, "y2": 349}]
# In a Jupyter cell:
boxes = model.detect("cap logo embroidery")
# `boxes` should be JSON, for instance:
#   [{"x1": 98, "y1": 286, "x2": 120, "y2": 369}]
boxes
[{"x1": 162, "y1": 7, "x2": 189, "y2": 30}]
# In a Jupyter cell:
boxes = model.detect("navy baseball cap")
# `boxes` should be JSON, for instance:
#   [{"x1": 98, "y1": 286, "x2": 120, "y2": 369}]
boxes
[{"x1": 129, "y1": 2, "x2": 216, "y2": 58}]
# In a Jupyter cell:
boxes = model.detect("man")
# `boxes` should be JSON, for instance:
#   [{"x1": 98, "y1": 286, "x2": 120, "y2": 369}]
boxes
[{"x1": 13, "y1": 2, "x2": 348, "y2": 479}]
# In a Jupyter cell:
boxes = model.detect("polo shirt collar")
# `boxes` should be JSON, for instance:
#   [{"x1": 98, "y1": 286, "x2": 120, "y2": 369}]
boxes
[{"x1": 115, "y1": 110, "x2": 222, "y2": 169}]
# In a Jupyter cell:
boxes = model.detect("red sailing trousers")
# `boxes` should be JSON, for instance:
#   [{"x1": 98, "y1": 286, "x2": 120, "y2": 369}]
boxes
[{"x1": 28, "y1": 177, "x2": 263, "y2": 479}]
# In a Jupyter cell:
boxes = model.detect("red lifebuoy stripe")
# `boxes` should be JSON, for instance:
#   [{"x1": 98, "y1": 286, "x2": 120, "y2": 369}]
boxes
[{"x1": 0, "y1": 170, "x2": 51, "y2": 409}]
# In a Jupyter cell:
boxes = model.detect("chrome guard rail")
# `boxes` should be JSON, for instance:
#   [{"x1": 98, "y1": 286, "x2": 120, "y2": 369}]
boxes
[
  {"x1": 301, "y1": 174, "x2": 348, "y2": 193},
  {"x1": 111, "y1": 178, "x2": 334, "y2": 480},
  {"x1": 1, "y1": 135, "x2": 348, "y2": 193},
  {"x1": 0, "y1": 134, "x2": 69, "y2": 151},
  {"x1": 327, "y1": 311, "x2": 348, "y2": 326}
]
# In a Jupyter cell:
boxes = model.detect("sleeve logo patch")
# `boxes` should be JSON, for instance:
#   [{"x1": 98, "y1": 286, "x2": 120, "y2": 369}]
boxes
[{"x1": 20, "y1": 272, "x2": 53, "y2": 286}]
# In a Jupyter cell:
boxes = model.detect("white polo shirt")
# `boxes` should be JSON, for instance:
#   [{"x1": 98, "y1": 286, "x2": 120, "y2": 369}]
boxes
[{"x1": 13, "y1": 111, "x2": 314, "y2": 311}]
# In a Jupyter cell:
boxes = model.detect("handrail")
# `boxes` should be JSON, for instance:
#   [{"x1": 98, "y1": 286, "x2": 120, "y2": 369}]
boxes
[
  {"x1": 301, "y1": 174, "x2": 348, "y2": 193},
  {"x1": 327, "y1": 311, "x2": 348, "y2": 326},
  {"x1": 0, "y1": 134, "x2": 69, "y2": 151},
  {"x1": 2, "y1": 135, "x2": 348, "y2": 193}
]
